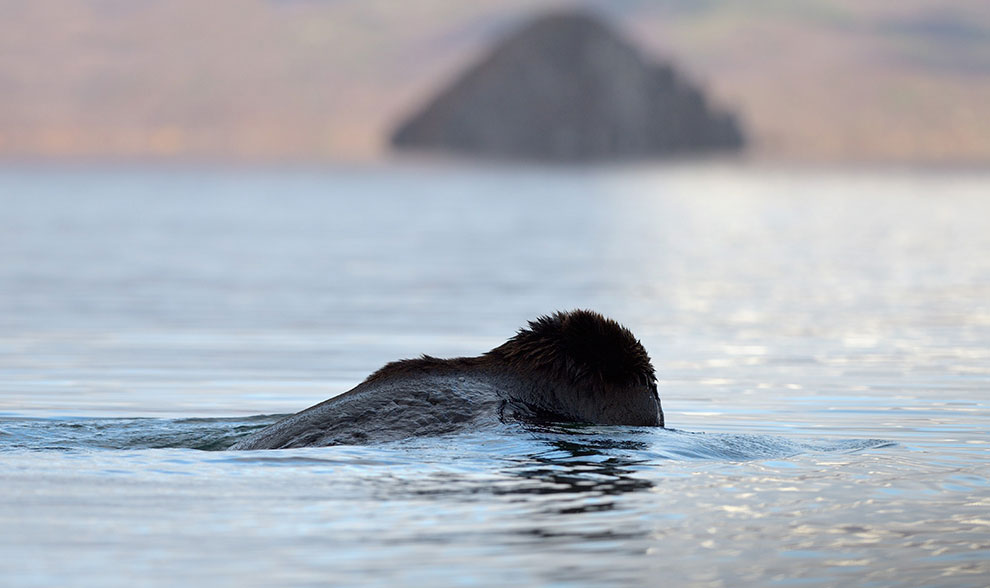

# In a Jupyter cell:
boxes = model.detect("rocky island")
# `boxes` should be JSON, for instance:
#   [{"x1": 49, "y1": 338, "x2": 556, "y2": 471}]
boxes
[{"x1": 391, "y1": 12, "x2": 744, "y2": 162}]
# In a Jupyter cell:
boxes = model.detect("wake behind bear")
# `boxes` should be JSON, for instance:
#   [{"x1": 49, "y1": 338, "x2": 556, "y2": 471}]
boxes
[{"x1": 230, "y1": 310, "x2": 663, "y2": 450}]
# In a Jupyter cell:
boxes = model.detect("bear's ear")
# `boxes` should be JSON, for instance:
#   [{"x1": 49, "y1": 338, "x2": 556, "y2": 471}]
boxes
[{"x1": 490, "y1": 309, "x2": 656, "y2": 390}]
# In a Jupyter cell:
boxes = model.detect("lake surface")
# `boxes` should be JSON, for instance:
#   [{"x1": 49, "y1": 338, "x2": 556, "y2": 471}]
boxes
[{"x1": 1, "y1": 164, "x2": 988, "y2": 587}]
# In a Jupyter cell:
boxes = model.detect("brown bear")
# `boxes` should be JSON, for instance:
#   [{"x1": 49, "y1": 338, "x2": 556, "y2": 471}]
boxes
[{"x1": 230, "y1": 310, "x2": 662, "y2": 449}]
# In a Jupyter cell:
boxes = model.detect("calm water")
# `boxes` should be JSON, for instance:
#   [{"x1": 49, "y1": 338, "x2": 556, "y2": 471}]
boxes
[{"x1": 1, "y1": 165, "x2": 988, "y2": 587}]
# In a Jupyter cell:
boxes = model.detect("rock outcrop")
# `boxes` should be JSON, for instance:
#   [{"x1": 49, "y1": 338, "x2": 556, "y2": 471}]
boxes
[{"x1": 391, "y1": 12, "x2": 744, "y2": 162}]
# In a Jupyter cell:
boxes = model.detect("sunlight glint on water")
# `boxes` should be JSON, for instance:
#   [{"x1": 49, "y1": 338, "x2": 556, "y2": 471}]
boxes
[{"x1": 0, "y1": 166, "x2": 988, "y2": 587}]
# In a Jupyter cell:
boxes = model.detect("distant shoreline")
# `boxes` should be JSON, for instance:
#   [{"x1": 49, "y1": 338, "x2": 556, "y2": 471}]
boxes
[
  {"x1": 4, "y1": 2, "x2": 989, "y2": 168},
  {"x1": 2, "y1": 156, "x2": 989, "y2": 175}
]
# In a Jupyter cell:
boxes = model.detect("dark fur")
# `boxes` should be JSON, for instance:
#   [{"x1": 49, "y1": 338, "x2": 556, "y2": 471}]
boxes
[
  {"x1": 489, "y1": 310, "x2": 657, "y2": 391},
  {"x1": 229, "y1": 309, "x2": 662, "y2": 449},
  {"x1": 363, "y1": 309, "x2": 661, "y2": 426},
  {"x1": 364, "y1": 355, "x2": 485, "y2": 384}
]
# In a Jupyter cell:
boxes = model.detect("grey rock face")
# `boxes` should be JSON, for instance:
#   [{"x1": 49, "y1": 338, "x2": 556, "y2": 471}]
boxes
[{"x1": 392, "y1": 12, "x2": 744, "y2": 162}]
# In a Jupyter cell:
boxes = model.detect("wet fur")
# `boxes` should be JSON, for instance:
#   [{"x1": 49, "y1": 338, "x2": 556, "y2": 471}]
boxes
[
  {"x1": 230, "y1": 310, "x2": 662, "y2": 449},
  {"x1": 489, "y1": 311, "x2": 657, "y2": 393}
]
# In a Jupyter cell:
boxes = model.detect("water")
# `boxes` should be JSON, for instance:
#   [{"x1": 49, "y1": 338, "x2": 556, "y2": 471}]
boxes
[{"x1": 1, "y1": 164, "x2": 988, "y2": 586}]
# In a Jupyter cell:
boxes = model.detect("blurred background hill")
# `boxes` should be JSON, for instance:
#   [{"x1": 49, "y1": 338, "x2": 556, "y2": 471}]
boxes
[{"x1": 2, "y1": 0, "x2": 988, "y2": 165}]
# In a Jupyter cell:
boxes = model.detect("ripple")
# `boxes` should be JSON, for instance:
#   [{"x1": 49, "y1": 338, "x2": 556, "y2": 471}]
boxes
[{"x1": 0, "y1": 415, "x2": 892, "y2": 463}]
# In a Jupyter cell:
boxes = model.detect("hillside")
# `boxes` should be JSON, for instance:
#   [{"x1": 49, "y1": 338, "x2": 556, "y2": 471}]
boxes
[
  {"x1": 1, "y1": 0, "x2": 988, "y2": 164},
  {"x1": 392, "y1": 13, "x2": 744, "y2": 161}
]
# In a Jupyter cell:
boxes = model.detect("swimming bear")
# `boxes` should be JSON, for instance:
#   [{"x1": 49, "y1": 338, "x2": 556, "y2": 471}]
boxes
[{"x1": 229, "y1": 310, "x2": 662, "y2": 449}]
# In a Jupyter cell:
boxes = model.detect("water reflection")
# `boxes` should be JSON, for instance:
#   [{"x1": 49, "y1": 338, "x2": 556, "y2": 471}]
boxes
[
  {"x1": 492, "y1": 439, "x2": 656, "y2": 547},
  {"x1": 504, "y1": 440, "x2": 654, "y2": 497}
]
